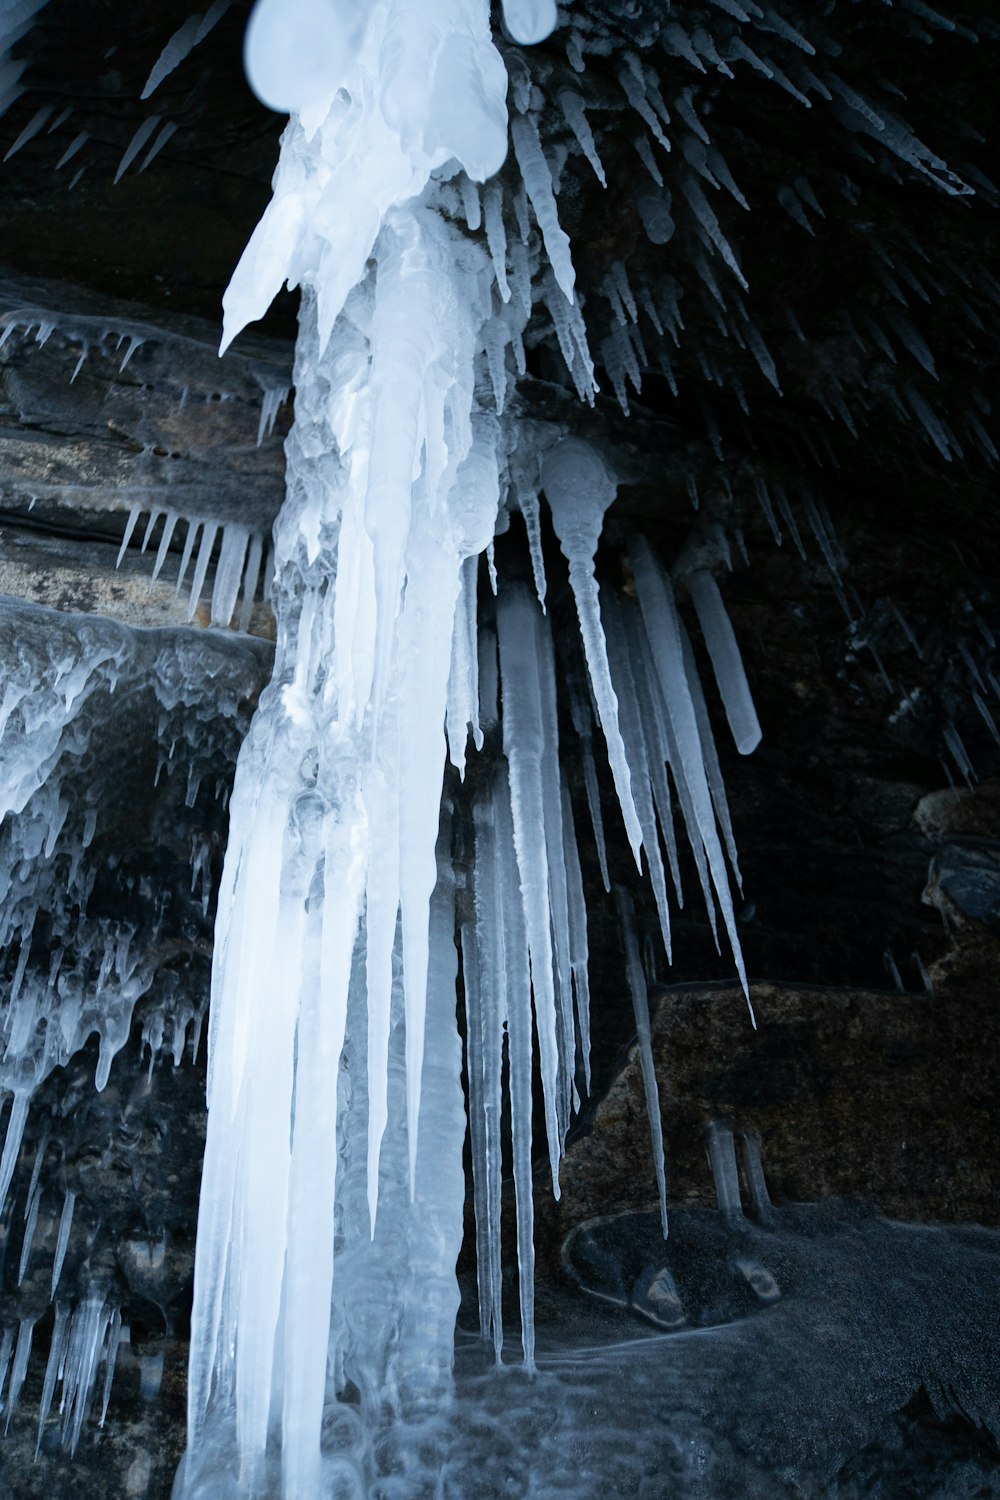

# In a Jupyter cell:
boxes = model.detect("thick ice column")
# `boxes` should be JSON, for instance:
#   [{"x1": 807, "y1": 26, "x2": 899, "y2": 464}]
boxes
[
  {"x1": 493, "y1": 764, "x2": 537, "y2": 1368},
  {"x1": 393, "y1": 805, "x2": 466, "y2": 1403}
]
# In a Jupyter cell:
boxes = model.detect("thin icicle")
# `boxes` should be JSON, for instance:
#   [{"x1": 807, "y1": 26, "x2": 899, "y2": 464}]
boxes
[
  {"x1": 116, "y1": 504, "x2": 142, "y2": 567},
  {"x1": 139, "y1": 119, "x2": 179, "y2": 173},
  {"x1": 51, "y1": 1188, "x2": 75, "y2": 1295},
  {"x1": 543, "y1": 438, "x2": 643, "y2": 868},
  {"x1": 493, "y1": 765, "x2": 536, "y2": 1369},
  {"x1": 616, "y1": 888, "x2": 668, "y2": 1237},
  {"x1": 114, "y1": 116, "x2": 161, "y2": 184},
  {"x1": 565, "y1": 669, "x2": 611, "y2": 893},
  {"x1": 3, "y1": 102, "x2": 53, "y2": 161},
  {"x1": 17, "y1": 1178, "x2": 41, "y2": 1285},
  {"x1": 497, "y1": 585, "x2": 563, "y2": 1194},
  {"x1": 629, "y1": 536, "x2": 754, "y2": 1017},
  {"x1": 483, "y1": 181, "x2": 511, "y2": 303},
  {"x1": 187, "y1": 521, "x2": 219, "y2": 620},
  {"x1": 510, "y1": 112, "x2": 576, "y2": 304},
  {"x1": 602, "y1": 590, "x2": 675, "y2": 959},
  {"x1": 36, "y1": 1302, "x2": 67, "y2": 1455},
  {"x1": 142, "y1": 1, "x2": 231, "y2": 98},
  {"x1": 558, "y1": 88, "x2": 606, "y2": 186},
  {"x1": 237, "y1": 533, "x2": 264, "y2": 634},
  {"x1": 561, "y1": 779, "x2": 592, "y2": 1094},
  {"x1": 151, "y1": 510, "x2": 179, "y2": 583},
  {"x1": 687, "y1": 569, "x2": 762, "y2": 754},
  {"x1": 3, "y1": 1318, "x2": 34, "y2": 1431}
]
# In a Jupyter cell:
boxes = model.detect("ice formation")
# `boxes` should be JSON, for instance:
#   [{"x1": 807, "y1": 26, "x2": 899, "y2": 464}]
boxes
[
  {"x1": 0, "y1": 601, "x2": 266, "y2": 1450},
  {"x1": 0, "y1": 0, "x2": 988, "y2": 1489},
  {"x1": 163, "y1": 0, "x2": 769, "y2": 1487}
]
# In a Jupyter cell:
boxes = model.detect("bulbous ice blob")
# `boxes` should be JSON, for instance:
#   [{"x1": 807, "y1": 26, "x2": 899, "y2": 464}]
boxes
[
  {"x1": 244, "y1": 0, "x2": 368, "y2": 113},
  {"x1": 423, "y1": 32, "x2": 510, "y2": 183},
  {"x1": 541, "y1": 436, "x2": 617, "y2": 557},
  {"x1": 501, "y1": 0, "x2": 558, "y2": 45}
]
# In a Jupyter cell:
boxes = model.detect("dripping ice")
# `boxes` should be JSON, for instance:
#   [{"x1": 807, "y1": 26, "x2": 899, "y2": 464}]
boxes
[{"x1": 165, "y1": 0, "x2": 769, "y2": 1490}]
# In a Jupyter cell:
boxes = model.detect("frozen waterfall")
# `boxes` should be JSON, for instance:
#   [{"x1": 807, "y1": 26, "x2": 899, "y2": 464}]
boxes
[{"x1": 163, "y1": 0, "x2": 760, "y2": 1492}]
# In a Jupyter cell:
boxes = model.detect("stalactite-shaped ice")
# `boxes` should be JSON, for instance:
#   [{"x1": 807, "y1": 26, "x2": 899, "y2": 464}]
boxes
[
  {"x1": 617, "y1": 887, "x2": 668, "y2": 1236},
  {"x1": 497, "y1": 583, "x2": 563, "y2": 1190},
  {"x1": 510, "y1": 112, "x2": 576, "y2": 304},
  {"x1": 558, "y1": 88, "x2": 606, "y2": 186},
  {"x1": 543, "y1": 436, "x2": 643, "y2": 869},
  {"x1": 601, "y1": 588, "x2": 675, "y2": 958},
  {"x1": 629, "y1": 536, "x2": 752, "y2": 1011},
  {"x1": 565, "y1": 667, "x2": 611, "y2": 892},
  {"x1": 493, "y1": 763, "x2": 537, "y2": 1368},
  {"x1": 687, "y1": 568, "x2": 762, "y2": 754}
]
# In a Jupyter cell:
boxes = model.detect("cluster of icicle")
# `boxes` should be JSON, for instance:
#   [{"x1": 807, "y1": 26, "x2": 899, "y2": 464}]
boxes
[
  {"x1": 0, "y1": 605, "x2": 257, "y2": 1185},
  {"x1": 177, "y1": 1, "x2": 761, "y2": 1495},
  {"x1": 0, "y1": 300, "x2": 290, "y2": 628},
  {"x1": 0, "y1": 603, "x2": 262, "y2": 1449},
  {"x1": 537, "y1": 0, "x2": 995, "y2": 469}
]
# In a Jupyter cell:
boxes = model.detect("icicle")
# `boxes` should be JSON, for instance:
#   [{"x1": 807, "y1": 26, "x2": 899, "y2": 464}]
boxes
[
  {"x1": 543, "y1": 438, "x2": 643, "y2": 867},
  {"x1": 497, "y1": 585, "x2": 564, "y2": 1193},
  {"x1": 510, "y1": 113, "x2": 576, "y2": 304},
  {"x1": 884, "y1": 949, "x2": 905, "y2": 992},
  {"x1": 739, "y1": 1131, "x2": 773, "y2": 1222},
  {"x1": 55, "y1": 130, "x2": 88, "y2": 170},
  {"x1": 3, "y1": 1318, "x2": 34, "y2": 1432},
  {"x1": 151, "y1": 510, "x2": 179, "y2": 583},
  {"x1": 51, "y1": 1189, "x2": 75, "y2": 1296},
  {"x1": 468, "y1": 787, "x2": 508, "y2": 1360},
  {"x1": 114, "y1": 116, "x2": 161, "y2": 184},
  {"x1": 686, "y1": 569, "x2": 762, "y2": 754},
  {"x1": 17, "y1": 1178, "x2": 41, "y2": 1285},
  {"x1": 561, "y1": 780, "x2": 592, "y2": 1094},
  {"x1": 99, "y1": 1308, "x2": 123, "y2": 1427},
  {"x1": 705, "y1": 1121, "x2": 744, "y2": 1225},
  {"x1": 187, "y1": 521, "x2": 218, "y2": 620},
  {"x1": 115, "y1": 504, "x2": 142, "y2": 567},
  {"x1": 237, "y1": 532, "x2": 263, "y2": 634},
  {"x1": 446, "y1": 555, "x2": 481, "y2": 774},
  {"x1": 617, "y1": 888, "x2": 668, "y2": 1237},
  {"x1": 256, "y1": 384, "x2": 289, "y2": 446},
  {"x1": 619, "y1": 62, "x2": 670, "y2": 151},
  {"x1": 36, "y1": 1301, "x2": 67, "y2": 1455},
  {"x1": 558, "y1": 88, "x2": 606, "y2": 186},
  {"x1": 629, "y1": 537, "x2": 753, "y2": 1015},
  {"x1": 139, "y1": 120, "x2": 179, "y2": 173},
  {"x1": 601, "y1": 591, "x2": 676, "y2": 957},
  {"x1": 209, "y1": 524, "x2": 250, "y2": 628},
  {"x1": 483, "y1": 181, "x2": 511, "y2": 303},
  {"x1": 565, "y1": 669, "x2": 611, "y2": 894},
  {"x1": 681, "y1": 177, "x2": 748, "y2": 290},
  {"x1": 0, "y1": 1092, "x2": 29, "y2": 1217},
  {"x1": 678, "y1": 621, "x2": 744, "y2": 894},
  {"x1": 493, "y1": 765, "x2": 537, "y2": 1369},
  {"x1": 3, "y1": 102, "x2": 53, "y2": 160},
  {"x1": 142, "y1": 1, "x2": 231, "y2": 98}
]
